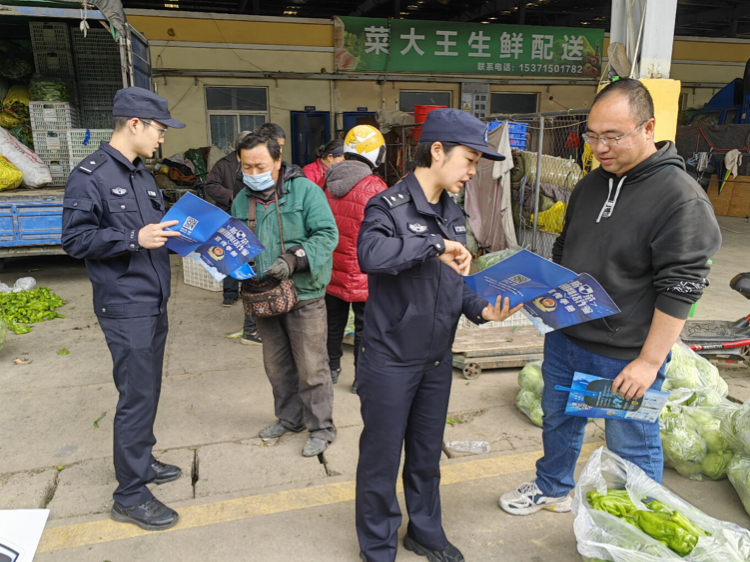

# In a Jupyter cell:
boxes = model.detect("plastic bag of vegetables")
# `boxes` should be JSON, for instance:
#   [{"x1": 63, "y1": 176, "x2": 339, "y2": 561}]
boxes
[
  {"x1": 573, "y1": 446, "x2": 750, "y2": 561},
  {"x1": 0, "y1": 319, "x2": 7, "y2": 351},
  {"x1": 727, "y1": 454, "x2": 750, "y2": 518},
  {"x1": 518, "y1": 360, "x2": 544, "y2": 396},
  {"x1": 2, "y1": 85, "x2": 30, "y2": 120},
  {"x1": 721, "y1": 403, "x2": 750, "y2": 457},
  {"x1": 0, "y1": 155, "x2": 22, "y2": 191},
  {"x1": 660, "y1": 399, "x2": 737, "y2": 481},
  {"x1": 29, "y1": 75, "x2": 71, "y2": 102},
  {"x1": 663, "y1": 343, "x2": 728, "y2": 398},
  {"x1": 515, "y1": 388, "x2": 543, "y2": 427}
]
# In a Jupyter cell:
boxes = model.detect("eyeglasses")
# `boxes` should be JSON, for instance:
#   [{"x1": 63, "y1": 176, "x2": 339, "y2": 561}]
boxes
[
  {"x1": 582, "y1": 120, "x2": 648, "y2": 147},
  {"x1": 141, "y1": 119, "x2": 168, "y2": 138}
]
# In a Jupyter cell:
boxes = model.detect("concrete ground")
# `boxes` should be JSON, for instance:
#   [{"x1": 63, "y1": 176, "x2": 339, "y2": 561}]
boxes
[{"x1": 0, "y1": 216, "x2": 748, "y2": 561}]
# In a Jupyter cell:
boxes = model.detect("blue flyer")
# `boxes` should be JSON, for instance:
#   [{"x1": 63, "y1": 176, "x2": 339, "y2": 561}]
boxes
[
  {"x1": 556, "y1": 372, "x2": 669, "y2": 424},
  {"x1": 162, "y1": 193, "x2": 265, "y2": 280},
  {"x1": 464, "y1": 249, "x2": 577, "y2": 309},
  {"x1": 523, "y1": 273, "x2": 621, "y2": 333}
]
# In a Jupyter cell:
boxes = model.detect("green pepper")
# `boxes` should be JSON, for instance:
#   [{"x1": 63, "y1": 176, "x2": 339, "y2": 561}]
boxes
[
  {"x1": 587, "y1": 490, "x2": 638, "y2": 517},
  {"x1": 670, "y1": 510, "x2": 711, "y2": 538},
  {"x1": 646, "y1": 500, "x2": 672, "y2": 514},
  {"x1": 633, "y1": 510, "x2": 698, "y2": 557}
]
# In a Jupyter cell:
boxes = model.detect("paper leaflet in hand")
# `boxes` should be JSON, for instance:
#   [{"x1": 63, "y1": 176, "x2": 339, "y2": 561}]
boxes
[
  {"x1": 463, "y1": 249, "x2": 619, "y2": 332},
  {"x1": 556, "y1": 372, "x2": 669, "y2": 423},
  {"x1": 162, "y1": 193, "x2": 264, "y2": 280}
]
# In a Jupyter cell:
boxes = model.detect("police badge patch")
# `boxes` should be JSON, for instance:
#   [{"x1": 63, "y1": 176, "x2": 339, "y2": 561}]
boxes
[
  {"x1": 454, "y1": 225, "x2": 467, "y2": 234},
  {"x1": 408, "y1": 223, "x2": 428, "y2": 234},
  {"x1": 111, "y1": 187, "x2": 127, "y2": 196}
]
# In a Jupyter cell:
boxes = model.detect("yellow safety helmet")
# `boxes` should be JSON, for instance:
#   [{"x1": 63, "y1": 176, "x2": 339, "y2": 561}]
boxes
[{"x1": 344, "y1": 125, "x2": 386, "y2": 168}]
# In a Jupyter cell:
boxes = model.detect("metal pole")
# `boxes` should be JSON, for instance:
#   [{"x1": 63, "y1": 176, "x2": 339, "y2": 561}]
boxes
[{"x1": 531, "y1": 116, "x2": 544, "y2": 253}]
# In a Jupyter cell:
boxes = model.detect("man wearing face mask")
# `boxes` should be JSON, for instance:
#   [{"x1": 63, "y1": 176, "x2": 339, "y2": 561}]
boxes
[{"x1": 231, "y1": 132, "x2": 339, "y2": 458}]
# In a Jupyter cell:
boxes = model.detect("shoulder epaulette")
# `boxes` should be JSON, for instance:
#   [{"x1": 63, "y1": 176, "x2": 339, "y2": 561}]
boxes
[
  {"x1": 76, "y1": 152, "x2": 107, "y2": 175},
  {"x1": 381, "y1": 191, "x2": 411, "y2": 208}
]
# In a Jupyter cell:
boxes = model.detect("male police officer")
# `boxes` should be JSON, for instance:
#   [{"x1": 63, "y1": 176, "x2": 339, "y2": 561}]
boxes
[{"x1": 62, "y1": 87, "x2": 185, "y2": 531}]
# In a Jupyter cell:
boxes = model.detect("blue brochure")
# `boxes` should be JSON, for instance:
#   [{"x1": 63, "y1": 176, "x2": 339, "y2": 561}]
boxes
[
  {"x1": 523, "y1": 273, "x2": 621, "y2": 333},
  {"x1": 162, "y1": 193, "x2": 265, "y2": 280},
  {"x1": 464, "y1": 250, "x2": 620, "y2": 332},
  {"x1": 556, "y1": 372, "x2": 669, "y2": 424}
]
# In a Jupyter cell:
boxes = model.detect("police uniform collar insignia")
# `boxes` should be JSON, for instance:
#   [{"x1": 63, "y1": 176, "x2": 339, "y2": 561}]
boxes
[
  {"x1": 111, "y1": 187, "x2": 128, "y2": 196},
  {"x1": 454, "y1": 225, "x2": 467, "y2": 233},
  {"x1": 408, "y1": 222, "x2": 428, "y2": 234}
]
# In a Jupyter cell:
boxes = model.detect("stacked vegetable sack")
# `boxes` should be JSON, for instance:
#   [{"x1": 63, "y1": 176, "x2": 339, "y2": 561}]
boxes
[
  {"x1": 0, "y1": 40, "x2": 73, "y2": 190},
  {"x1": 513, "y1": 343, "x2": 750, "y2": 519}
]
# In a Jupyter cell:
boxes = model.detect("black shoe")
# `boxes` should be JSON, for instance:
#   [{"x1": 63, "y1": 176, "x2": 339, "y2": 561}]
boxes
[
  {"x1": 259, "y1": 420, "x2": 305, "y2": 440},
  {"x1": 331, "y1": 368, "x2": 341, "y2": 385},
  {"x1": 403, "y1": 535, "x2": 464, "y2": 562},
  {"x1": 111, "y1": 498, "x2": 179, "y2": 531},
  {"x1": 222, "y1": 297, "x2": 238, "y2": 307},
  {"x1": 351, "y1": 380, "x2": 358, "y2": 394},
  {"x1": 240, "y1": 331, "x2": 263, "y2": 346},
  {"x1": 151, "y1": 460, "x2": 182, "y2": 485},
  {"x1": 359, "y1": 552, "x2": 367, "y2": 561}
]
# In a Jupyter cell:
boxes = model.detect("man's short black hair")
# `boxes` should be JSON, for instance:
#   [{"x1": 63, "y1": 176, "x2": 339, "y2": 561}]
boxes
[
  {"x1": 113, "y1": 116, "x2": 131, "y2": 131},
  {"x1": 593, "y1": 78, "x2": 655, "y2": 125},
  {"x1": 257, "y1": 123, "x2": 286, "y2": 141},
  {"x1": 237, "y1": 132, "x2": 281, "y2": 161},
  {"x1": 412, "y1": 141, "x2": 459, "y2": 168}
]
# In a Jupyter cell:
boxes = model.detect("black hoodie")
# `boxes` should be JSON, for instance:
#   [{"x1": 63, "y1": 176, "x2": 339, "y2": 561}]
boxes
[{"x1": 554, "y1": 141, "x2": 722, "y2": 360}]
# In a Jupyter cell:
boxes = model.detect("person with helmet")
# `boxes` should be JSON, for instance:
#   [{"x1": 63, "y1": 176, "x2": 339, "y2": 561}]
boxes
[
  {"x1": 355, "y1": 109, "x2": 522, "y2": 562},
  {"x1": 324, "y1": 126, "x2": 387, "y2": 393},
  {"x1": 304, "y1": 139, "x2": 345, "y2": 188}
]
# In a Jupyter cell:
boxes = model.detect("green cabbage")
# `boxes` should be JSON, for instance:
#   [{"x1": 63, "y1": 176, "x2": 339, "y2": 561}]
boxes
[
  {"x1": 518, "y1": 361, "x2": 544, "y2": 396},
  {"x1": 665, "y1": 343, "x2": 728, "y2": 397},
  {"x1": 660, "y1": 415, "x2": 706, "y2": 464},
  {"x1": 727, "y1": 454, "x2": 750, "y2": 517},
  {"x1": 700, "y1": 451, "x2": 733, "y2": 480},
  {"x1": 721, "y1": 406, "x2": 750, "y2": 457},
  {"x1": 515, "y1": 388, "x2": 543, "y2": 428}
]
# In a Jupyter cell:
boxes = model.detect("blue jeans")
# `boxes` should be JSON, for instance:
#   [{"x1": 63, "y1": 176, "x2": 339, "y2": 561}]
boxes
[{"x1": 535, "y1": 330, "x2": 667, "y2": 498}]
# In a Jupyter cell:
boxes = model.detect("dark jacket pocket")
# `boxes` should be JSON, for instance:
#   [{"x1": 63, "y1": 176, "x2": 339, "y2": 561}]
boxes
[{"x1": 386, "y1": 302, "x2": 415, "y2": 337}]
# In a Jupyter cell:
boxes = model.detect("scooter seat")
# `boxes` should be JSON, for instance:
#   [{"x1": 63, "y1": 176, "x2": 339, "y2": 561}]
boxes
[{"x1": 681, "y1": 320, "x2": 750, "y2": 343}]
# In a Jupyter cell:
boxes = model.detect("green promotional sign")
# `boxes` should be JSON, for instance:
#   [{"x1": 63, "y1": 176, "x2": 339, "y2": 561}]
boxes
[{"x1": 335, "y1": 17, "x2": 603, "y2": 78}]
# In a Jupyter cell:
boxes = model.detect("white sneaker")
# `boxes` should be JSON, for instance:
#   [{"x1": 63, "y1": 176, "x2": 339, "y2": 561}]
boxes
[{"x1": 498, "y1": 481, "x2": 572, "y2": 516}]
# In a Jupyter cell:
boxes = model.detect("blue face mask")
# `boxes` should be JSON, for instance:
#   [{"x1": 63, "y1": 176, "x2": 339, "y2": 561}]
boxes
[{"x1": 243, "y1": 170, "x2": 275, "y2": 192}]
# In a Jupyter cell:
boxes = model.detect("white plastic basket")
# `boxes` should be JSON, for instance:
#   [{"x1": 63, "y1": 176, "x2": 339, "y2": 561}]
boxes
[
  {"x1": 30, "y1": 101, "x2": 80, "y2": 131},
  {"x1": 42, "y1": 158, "x2": 75, "y2": 187},
  {"x1": 30, "y1": 22, "x2": 71, "y2": 51},
  {"x1": 67, "y1": 129, "x2": 112, "y2": 162},
  {"x1": 31, "y1": 130, "x2": 70, "y2": 160},
  {"x1": 182, "y1": 256, "x2": 223, "y2": 292}
]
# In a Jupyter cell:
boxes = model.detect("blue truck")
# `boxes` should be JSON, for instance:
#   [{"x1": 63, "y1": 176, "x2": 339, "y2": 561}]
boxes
[
  {"x1": 0, "y1": 2, "x2": 152, "y2": 272},
  {"x1": 686, "y1": 60, "x2": 750, "y2": 126}
]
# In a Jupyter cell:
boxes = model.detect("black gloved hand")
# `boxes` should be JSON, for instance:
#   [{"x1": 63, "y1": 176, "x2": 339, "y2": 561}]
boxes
[{"x1": 267, "y1": 256, "x2": 293, "y2": 280}]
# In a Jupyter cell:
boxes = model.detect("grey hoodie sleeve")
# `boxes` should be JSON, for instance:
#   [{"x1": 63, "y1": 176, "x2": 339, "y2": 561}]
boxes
[{"x1": 651, "y1": 198, "x2": 722, "y2": 319}]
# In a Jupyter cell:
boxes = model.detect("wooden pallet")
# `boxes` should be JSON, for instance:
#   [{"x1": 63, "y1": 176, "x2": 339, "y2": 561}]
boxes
[{"x1": 452, "y1": 326, "x2": 544, "y2": 379}]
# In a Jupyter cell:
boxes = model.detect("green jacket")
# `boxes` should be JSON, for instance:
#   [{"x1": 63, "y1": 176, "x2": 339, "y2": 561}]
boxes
[{"x1": 231, "y1": 173, "x2": 338, "y2": 301}]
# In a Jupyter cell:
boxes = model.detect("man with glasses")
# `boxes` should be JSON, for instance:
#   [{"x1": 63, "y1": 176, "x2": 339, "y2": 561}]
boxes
[
  {"x1": 499, "y1": 78, "x2": 721, "y2": 516},
  {"x1": 62, "y1": 87, "x2": 186, "y2": 531}
]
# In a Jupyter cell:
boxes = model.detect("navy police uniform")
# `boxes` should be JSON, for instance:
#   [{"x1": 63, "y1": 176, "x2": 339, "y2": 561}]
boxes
[
  {"x1": 355, "y1": 109, "x2": 506, "y2": 562},
  {"x1": 61, "y1": 88, "x2": 185, "y2": 508}
]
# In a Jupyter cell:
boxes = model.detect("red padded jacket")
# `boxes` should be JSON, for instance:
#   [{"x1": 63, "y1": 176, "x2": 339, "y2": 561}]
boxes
[
  {"x1": 302, "y1": 158, "x2": 327, "y2": 188},
  {"x1": 325, "y1": 161, "x2": 387, "y2": 302}
]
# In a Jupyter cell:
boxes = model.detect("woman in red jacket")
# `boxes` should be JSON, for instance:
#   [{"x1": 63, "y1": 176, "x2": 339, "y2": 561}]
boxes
[
  {"x1": 325, "y1": 126, "x2": 387, "y2": 393},
  {"x1": 303, "y1": 139, "x2": 345, "y2": 188}
]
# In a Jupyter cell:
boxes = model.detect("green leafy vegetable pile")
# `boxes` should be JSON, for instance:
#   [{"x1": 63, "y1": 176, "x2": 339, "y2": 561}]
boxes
[
  {"x1": 29, "y1": 75, "x2": 71, "y2": 102},
  {"x1": 0, "y1": 286, "x2": 65, "y2": 334},
  {"x1": 587, "y1": 490, "x2": 711, "y2": 557}
]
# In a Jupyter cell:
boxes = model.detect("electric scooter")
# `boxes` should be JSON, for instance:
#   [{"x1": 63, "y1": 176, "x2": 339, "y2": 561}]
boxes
[{"x1": 679, "y1": 273, "x2": 750, "y2": 366}]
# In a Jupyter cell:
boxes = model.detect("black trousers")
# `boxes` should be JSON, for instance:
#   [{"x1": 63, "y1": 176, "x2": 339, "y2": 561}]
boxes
[
  {"x1": 325, "y1": 294, "x2": 365, "y2": 372},
  {"x1": 356, "y1": 354, "x2": 452, "y2": 562},
  {"x1": 223, "y1": 276, "x2": 239, "y2": 299},
  {"x1": 98, "y1": 311, "x2": 168, "y2": 507}
]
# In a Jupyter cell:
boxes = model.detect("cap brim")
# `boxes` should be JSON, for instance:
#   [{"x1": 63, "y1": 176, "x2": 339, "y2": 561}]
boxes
[
  {"x1": 464, "y1": 143, "x2": 506, "y2": 161},
  {"x1": 160, "y1": 117, "x2": 186, "y2": 129}
]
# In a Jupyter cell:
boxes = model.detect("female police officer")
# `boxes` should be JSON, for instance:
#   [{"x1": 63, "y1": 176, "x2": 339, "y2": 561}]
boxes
[{"x1": 355, "y1": 109, "x2": 523, "y2": 562}]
